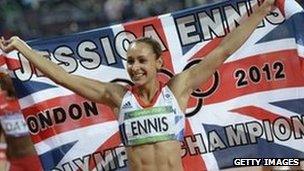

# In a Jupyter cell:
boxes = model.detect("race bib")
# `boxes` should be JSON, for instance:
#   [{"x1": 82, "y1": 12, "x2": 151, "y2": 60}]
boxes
[
  {"x1": 0, "y1": 112, "x2": 29, "y2": 137},
  {"x1": 123, "y1": 106, "x2": 177, "y2": 145}
]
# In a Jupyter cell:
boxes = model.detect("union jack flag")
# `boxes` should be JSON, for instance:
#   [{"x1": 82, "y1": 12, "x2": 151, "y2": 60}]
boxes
[{"x1": 0, "y1": 0, "x2": 303, "y2": 170}]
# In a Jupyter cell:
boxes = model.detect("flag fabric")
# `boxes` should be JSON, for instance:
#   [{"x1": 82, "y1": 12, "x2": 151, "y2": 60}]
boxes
[
  {"x1": 275, "y1": 0, "x2": 303, "y2": 18},
  {"x1": 1, "y1": 0, "x2": 304, "y2": 170}
]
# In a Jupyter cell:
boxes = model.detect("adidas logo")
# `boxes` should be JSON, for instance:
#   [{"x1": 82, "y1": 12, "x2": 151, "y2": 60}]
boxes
[{"x1": 122, "y1": 101, "x2": 132, "y2": 109}]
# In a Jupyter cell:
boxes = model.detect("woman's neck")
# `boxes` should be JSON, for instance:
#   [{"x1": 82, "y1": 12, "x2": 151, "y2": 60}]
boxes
[{"x1": 136, "y1": 79, "x2": 160, "y2": 102}]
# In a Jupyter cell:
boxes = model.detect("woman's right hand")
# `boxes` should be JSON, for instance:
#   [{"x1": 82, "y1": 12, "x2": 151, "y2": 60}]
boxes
[
  {"x1": 261, "y1": 0, "x2": 276, "y2": 11},
  {"x1": 0, "y1": 36, "x2": 30, "y2": 54},
  {"x1": 1, "y1": 36, "x2": 126, "y2": 110}
]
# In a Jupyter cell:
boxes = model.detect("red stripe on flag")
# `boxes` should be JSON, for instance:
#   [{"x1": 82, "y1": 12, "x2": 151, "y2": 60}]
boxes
[
  {"x1": 230, "y1": 106, "x2": 281, "y2": 122},
  {"x1": 182, "y1": 119, "x2": 207, "y2": 171},
  {"x1": 300, "y1": 57, "x2": 304, "y2": 77},
  {"x1": 230, "y1": 105, "x2": 303, "y2": 135},
  {"x1": 203, "y1": 50, "x2": 304, "y2": 104},
  {"x1": 189, "y1": 37, "x2": 223, "y2": 61},
  {"x1": 6, "y1": 58, "x2": 22, "y2": 70},
  {"x1": 22, "y1": 94, "x2": 116, "y2": 143},
  {"x1": 275, "y1": 0, "x2": 285, "y2": 17},
  {"x1": 0, "y1": 55, "x2": 6, "y2": 67},
  {"x1": 88, "y1": 132, "x2": 122, "y2": 171}
]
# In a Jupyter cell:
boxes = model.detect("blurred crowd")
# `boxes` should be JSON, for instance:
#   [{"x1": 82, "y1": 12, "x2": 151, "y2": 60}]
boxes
[
  {"x1": 0, "y1": 0, "x2": 218, "y2": 40},
  {"x1": 0, "y1": 0, "x2": 303, "y2": 40}
]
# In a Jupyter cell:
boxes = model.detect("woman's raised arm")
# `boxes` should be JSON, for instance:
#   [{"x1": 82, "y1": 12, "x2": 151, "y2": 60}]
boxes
[
  {"x1": 169, "y1": 0, "x2": 275, "y2": 98},
  {"x1": 0, "y1": 36, "x2": 126, "y2": 109}
]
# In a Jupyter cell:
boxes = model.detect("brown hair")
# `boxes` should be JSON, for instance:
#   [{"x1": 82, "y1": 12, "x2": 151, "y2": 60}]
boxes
[
  {"x1": 0, "y1": 75, "x2": 16, "y2": 98},
  {"x1": 132, "y1": 37, "x2": 162, "y2": 59}
]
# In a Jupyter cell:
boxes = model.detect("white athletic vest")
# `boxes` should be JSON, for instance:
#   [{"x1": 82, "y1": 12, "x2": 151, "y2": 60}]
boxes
[
  {"x1": 0, "y1": 99, "x2": 29, "y2": 137},
  {"x1": 119, "y1": 84, "x2": 185, "y2": 146}
]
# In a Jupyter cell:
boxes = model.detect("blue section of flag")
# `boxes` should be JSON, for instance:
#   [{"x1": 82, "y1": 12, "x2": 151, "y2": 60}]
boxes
[
  {"x1": 257, "y1": 20, "x2": 293, "y2": 44},
  {"x1": 270, "y1": 98, "x2": 304, "y2": 115},
  {"x1": 176, "y1": 129, "x2": 184, "y2": 141},
  {"x1": 12, "y1": 78, "x2": 57, "y2": 99},
  {"x1": 40, "y1": 141, "x2": 78, "y2": 171},
  {"x1": 28, "y1": 26, "x2": 125, "y2": 69},
  {"x1": 182, "y1": 45, "x2": 196, "y2": 56},
  {"x1": 175, "y1": 115, "x2": 183, "y2": 124},
  {"x1": 203, "y1": 124, "x2": 304, "y2": 169},
  {"x1": 293, "y1": 13, "x2": 304, "y2": 46},
  {"x1": 257, "y1": 12, "x2": 304, "y2": 45}
]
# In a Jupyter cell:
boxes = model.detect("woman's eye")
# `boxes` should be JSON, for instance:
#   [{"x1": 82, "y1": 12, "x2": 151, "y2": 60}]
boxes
[
  {"x1": 127, "y1": 60, "x2": 134, "y2": 65},
  {"x1": 139, "y1": 59, "x2": 146, "y2": 63}
]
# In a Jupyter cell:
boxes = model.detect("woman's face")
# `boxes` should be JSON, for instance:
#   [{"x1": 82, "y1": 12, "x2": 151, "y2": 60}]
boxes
[{"x1": 126, "y1": 42, "x2": 162, "y2": 86}]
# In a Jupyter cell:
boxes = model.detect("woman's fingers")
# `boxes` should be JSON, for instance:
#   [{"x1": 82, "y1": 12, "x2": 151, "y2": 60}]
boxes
[
  {"x1": 0, "y1": 36, "x2": 15, "y2": 53},
  {"x1": 3, "y1": 44, "x2": 15, "y2": 53},
  {"x1": 4, "y1": 37, "x2": 13, "y2": 45},
  {"x1": 266, "y1": 0, "x2": 275, "y2": 6},
  {"x1": 0, "y1": 37, "x2": 6, "y2": 52},
  {"x1": 0, "y1": 36, "x2": 27, "y2": 53},
  {"x1": 1, "y1": 36, "x2": 10, "y2": 46}
]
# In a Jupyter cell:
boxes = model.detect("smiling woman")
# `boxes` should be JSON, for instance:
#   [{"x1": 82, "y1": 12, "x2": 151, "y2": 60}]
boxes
[
  {"x1": 126, "y1": 38, "x2": 163, "y2": 87},
  {"x1": 0, "y1": 0, "x2": 276, "y2": 170}
]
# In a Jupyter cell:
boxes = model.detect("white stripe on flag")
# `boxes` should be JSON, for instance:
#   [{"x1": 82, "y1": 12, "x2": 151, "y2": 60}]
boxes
[
  {"x1": 298, "y1": 44, "x2": 304, "y2": 58},
  {"x1": 280, "y1": 0, "x2": 303, "y2": 19},
  {"x1": 34, "y1": 121, "x2": 118, "y2": 155}
]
